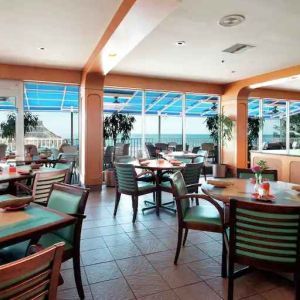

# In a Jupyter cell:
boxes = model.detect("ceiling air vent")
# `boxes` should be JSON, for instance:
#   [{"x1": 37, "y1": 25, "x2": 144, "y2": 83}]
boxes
[{"x1": 222, "y1": 43, "x2": 255, "y2": 54}]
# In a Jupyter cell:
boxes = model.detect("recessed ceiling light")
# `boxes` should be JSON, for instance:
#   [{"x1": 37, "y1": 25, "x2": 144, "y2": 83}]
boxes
[
  {"x1": 219, "y1": 14, "x2": 245, "y2": 27},
  {"x1": 108, "y1": 52, "x2": 117, "y2": 58},
  {"x1": 38, "y1": 47, "x2": 45, "y2": 50},
  {"x1": 175, "y1": 41, "x2": 186, "y2": 46}
]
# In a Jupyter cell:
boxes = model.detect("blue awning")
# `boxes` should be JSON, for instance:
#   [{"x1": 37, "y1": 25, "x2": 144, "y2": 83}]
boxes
[{"x1": 103, "y1": 87, "x2": 219, "y2": 117}]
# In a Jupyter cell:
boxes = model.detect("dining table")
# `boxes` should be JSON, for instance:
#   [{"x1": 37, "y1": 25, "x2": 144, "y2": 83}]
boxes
[
  {"x1": 0, "y1": 197, "x2": 75, "y2": 248},
  {"x1": 201, "y1": 178, "x2": 300, "y2": 206},
  {"x1": 159, "y1": 151, "x2": 204, "y2": 163},
  {"x1": 0, "y1": 165, "x2": 60, "y2": 194},
  {"x1": 134, "y1": 159, "x2": 185, "y2": 215}
]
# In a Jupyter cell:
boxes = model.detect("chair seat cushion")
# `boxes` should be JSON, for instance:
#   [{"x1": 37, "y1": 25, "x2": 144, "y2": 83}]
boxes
[
  {"x1": 160, "y1": 181, "x2": 172, "y2": 188},
  {"x1": 38, "y1": 233, "x2": 73, "y2": 252},
  {"x1": 183, "y1": 205, "x2": 222, "y2": 226},
  {"x1": 137, "y1": 174, "x2": 155, "y2": 182},
  {"x1": 137, "y1": 181, "x2": 156, "y2": 192},
  {"x1": 0, "y1": 241, "x2": 30, "y2": 263}
]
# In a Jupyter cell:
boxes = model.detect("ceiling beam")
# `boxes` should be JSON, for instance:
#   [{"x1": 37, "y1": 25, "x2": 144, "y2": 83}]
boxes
[{"x1": 83, "y1": 0, "x2": 179, "y2": 75}]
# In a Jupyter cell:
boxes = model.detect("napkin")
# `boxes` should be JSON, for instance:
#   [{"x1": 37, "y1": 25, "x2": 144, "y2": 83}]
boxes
[{"x1": 292, "y1": 185, "x2": 300, "y2": 192}]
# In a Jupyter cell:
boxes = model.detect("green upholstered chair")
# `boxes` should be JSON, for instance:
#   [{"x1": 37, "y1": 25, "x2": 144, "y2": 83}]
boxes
[
  {"x1": 53, "y1": 161, "x2": 74, "y2": 184},
  {"x1": 237, "y1": 168, "x2": 278, "y2": 181},
  {"x1": 227, "y1": 199, "x2": 300, "y2": 300},
  {"x1": 0, "y1": 183, "x2": 89, "y2": 299},
  {"x1": 170, "y1": 171, "x2": 227, "y2": 277},
  {"x1": 15, "y1": 169, "x2": 68, "y2": 205},
  {"x1": 114, "y1": 163, "x2": 156, "y2": 222},
  {"x1": 0, "y1": 242, "x2": 65, "y2": 300}
]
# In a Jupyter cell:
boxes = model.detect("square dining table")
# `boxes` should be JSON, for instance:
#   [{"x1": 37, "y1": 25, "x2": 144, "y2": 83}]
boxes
[{"x1": 0, "y1": 197, "x2": 75, "y2": 248}]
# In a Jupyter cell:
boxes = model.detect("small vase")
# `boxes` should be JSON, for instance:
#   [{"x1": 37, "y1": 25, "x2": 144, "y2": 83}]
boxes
[{"x1": 254, "y1": 173, "x2": 262, "y2": 193}]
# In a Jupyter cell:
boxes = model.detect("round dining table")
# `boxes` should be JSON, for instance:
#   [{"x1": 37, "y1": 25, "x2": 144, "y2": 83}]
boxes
[
  {"x1": 201, "y1": 178, "x2": 300, "y2": 206},
  {"x1": 134, "y1": 159, "x2": 184, "y2": 214}
]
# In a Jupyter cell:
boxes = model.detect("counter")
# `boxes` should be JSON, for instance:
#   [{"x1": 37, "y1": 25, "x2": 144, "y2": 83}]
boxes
[{"x1": 251, "y1": 150, "x2": 300, "y2": 184}]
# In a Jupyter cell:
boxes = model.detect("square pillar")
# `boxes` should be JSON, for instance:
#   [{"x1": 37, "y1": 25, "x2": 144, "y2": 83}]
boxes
[
  {"x1": 221, "y1": 87, "x2": 250, "y2": 174},
  {"x1": 80, "y1": 73, "x2": 104, "y2": 186}
]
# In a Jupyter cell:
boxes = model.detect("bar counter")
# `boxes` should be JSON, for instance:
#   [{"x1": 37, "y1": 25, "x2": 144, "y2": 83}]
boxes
[{"x1": 251, "y1": 150, "x2": 300, "y2": 184}]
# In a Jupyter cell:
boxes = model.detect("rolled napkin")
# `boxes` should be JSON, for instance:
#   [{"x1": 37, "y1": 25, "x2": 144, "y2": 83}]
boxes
[
  {"x1": 207, "y1": 179, "x2": 233, "y2": 188},
  {"x1": 170, "y1": 160, "x2": 182, "y2": 166},
  {"x1": 292, "y1": 185, "x2": 300, "y2": 192},
  {"x1": 0, "y1": 196, "x2": 33, "y2": 209}
]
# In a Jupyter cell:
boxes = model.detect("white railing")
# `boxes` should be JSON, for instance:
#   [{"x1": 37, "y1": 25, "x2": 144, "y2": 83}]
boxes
[{"x1": 0, "y1": 137, "x2": 64, "y2": 150}]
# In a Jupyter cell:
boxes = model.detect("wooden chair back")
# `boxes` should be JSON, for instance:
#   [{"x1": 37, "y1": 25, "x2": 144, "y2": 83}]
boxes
[
  {"x1": 229, "y1": 199, "x2": 300, "y2": 272},
  {"x1": 237, "y1": 168, "x2": 278, "y2": 181},
  {"x1": 0, "y1": 242, "x2": 64, "y2": 300},
  {"x1": 32, "y1": 169, "x2": 68, "y2": 204}
]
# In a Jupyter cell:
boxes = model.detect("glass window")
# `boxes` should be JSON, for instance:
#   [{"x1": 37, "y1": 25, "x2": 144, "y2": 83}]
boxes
[
  {"x1": 289, "y1": 101, "x2": 300, "y2": 154},
  {"x1": 262, "y1": 99, "x2": 286, "y2": 151},
  {"x1": 185, "y1": 93, "x2": 219, "y2": 151}
]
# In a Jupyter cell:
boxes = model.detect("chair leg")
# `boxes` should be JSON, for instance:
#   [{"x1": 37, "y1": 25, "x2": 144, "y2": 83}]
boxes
[
  {"x1": 132, "y1": 195, "x2": 138, "y2": 223},
  {"x1": 183, "y1": 228, "x2": 189, "y2": 246},
  {"x1": 113, "y1": 192, "x2": 121, "y2": 217},
  {"x1": 174, "y1": 226, "x2": 183, "y2": 265},
  {"x1": 73, "y1": 252, "x2": 85, "y2": 299},
  {"x1": 221, "y1": 234, "x2": 227, "y2": 278},
  {"x1": 227, "y1": 257, "x2": 234, "y2": 300},
  {"x1": 295, "y1": 272, "x2": 300, "y2": 300}
]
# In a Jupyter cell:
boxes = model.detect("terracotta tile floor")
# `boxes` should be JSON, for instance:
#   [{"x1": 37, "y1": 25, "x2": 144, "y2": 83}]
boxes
[{"x1": 57, "y1": 187, "x2": 295, "y2": 300}]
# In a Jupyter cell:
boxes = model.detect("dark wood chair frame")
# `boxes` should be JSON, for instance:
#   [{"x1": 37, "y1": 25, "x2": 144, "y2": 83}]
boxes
[
  {"x1": 41, "y1": 183, "x2": 89, "y2": 299},
  {"x1": 237, "y1": 168, "x2": 278, "y2": 181},
  {"x1": 0, "y1": 242, "x2": 65, "y2": 300},
  {"x1": 114, "y1": 164, "x2": 157, "y2": 222},
  {"x1": 227, "y1": 199, "x2": 300, "y2": 300},
  {"x1": 170, "y1": 174, "x2": 228, "y2": 277}
]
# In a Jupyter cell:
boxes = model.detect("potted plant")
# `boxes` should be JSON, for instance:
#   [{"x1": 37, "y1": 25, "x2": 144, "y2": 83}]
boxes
[
  {"x1": 206, "y1": 113, "x2": 233, "y2": 178},
  {"x1": 248, "y1": 117, "x2": 262, "y2": 164},
  {"x1": 103, "y1": 112, "x2": 135, "y2": 186},
  {"x1": 0, "y1": 112, "x2": 39, "y2": 152}
]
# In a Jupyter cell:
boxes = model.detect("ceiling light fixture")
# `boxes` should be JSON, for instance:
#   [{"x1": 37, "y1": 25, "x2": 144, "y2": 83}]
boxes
[
  {"x1": 38, "y1": 47, "x2": 45, "y2": 51},
  {"x1": 175, "y1": 41, "x2": 186, "y2": 46},
  {"x1": 108, "y1": 52, "x2": 117, "y2": 58},
  {"x1": 219, "y1": 14, "x2": 245, "y2": 27}
]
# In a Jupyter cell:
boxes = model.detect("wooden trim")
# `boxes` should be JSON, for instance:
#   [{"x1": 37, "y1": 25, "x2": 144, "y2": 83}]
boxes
[
  {"x1": 105, "y1": 73, "x2": 224, "y2": 95},
  {"x1": 0, "y1": 63, "x2": 81, "y2": 84}
]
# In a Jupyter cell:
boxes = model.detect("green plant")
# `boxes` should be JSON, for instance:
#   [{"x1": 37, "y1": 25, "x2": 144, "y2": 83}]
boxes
[
  {"x1": 206, "y1": 114, "x2": 233, "y2": 146},
  {"x1": 0, "y1": 112, "x2": 39, "y2": 141},
  {"x1": 103, "y1": 112, "x2": 135, "y2": 161},
  {"x1": 248, "y1": 117, "x2": 262, "y2": 151}
]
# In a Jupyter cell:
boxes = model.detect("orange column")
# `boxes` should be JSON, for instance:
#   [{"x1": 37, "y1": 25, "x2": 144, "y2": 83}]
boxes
[
  {"x1": 221, "y1": 87, "x2": 250, "y2": 174},
  {"x1": 80, "y1": 73, "x2": 104, "y2": 187}
]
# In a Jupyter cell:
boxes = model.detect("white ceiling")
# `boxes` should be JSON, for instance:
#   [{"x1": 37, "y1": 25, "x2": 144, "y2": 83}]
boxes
[
  {"x1": 0, "y1": 0, "x2": 122, "y2": 69},
  {"x1": 267, "y1": 79, "x2": 300, "y2": 92},
  {"x1": 113, "y1": 0, "x2": 300, "y2": 84}
]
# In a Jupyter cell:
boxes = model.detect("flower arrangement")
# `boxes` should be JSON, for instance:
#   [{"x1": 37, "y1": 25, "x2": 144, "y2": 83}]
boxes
[{"x1": 251, "y1": 160, "x2": 270, "y2": 195}]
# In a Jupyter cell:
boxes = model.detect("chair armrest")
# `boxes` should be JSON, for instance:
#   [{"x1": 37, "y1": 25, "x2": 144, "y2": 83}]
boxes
[
  {"x1": 68, "y1": 213, "x2": 86, "y2": 220},
  {"x1": 185, "y1": 183, "x2": 202, "y2": 189},
  {"x1": 177, "y1": 193, "x2": 225, "y2": 224},
  {"x1": 14, "y1": 182, "x2": 33, "y2": 194}
]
